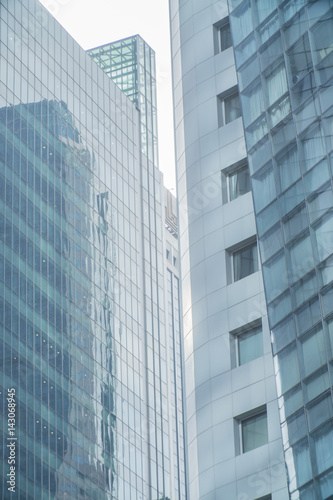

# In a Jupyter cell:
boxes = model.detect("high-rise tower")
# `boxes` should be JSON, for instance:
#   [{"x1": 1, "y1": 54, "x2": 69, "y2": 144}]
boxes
[
  {"x1": 170, "y1": 0, "x2": 333, "y2": 498},
  {"x1": 227, "y1": 1, "x2": 333, "y2": 498},
  {"x1": 169, "y1": 1, "x2": 289, "y2": 499},
  {"x1": 0, "y1": 2, "x2": 185, "y2": 499}
]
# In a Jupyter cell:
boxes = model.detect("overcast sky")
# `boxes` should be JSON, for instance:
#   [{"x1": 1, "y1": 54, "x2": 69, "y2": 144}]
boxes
[{"x1": 39, "y1": 0, "x2": 176, "y2": 190}]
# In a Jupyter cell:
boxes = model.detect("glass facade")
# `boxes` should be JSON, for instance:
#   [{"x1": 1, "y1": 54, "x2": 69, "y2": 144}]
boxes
[
  {"x1": 228, "y1": 0, "x2": 333, "y2": 497},
  {"x1": 89, "y1": 36, "x2": 181, "y2": 500},
  {"x1": 164, "y1": 188, "x2": 186, "y2": 500},
  {"x1": 0, "y1": 2, "x2": 184, "y2": 500}
]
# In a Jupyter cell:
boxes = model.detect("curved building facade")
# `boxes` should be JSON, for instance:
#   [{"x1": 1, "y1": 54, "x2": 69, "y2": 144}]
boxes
[
  {"x1": 227, "y1": 1, "x2": 333, "y2": 498},
  {"x1": 169, "y1": 1, "x2": 289, "y2": 499},
  {"x1": 170, "y1": 0, "x2": 333, "y2": 499}
]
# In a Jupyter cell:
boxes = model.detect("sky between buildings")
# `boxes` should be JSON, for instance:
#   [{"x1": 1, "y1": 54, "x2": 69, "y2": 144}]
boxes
[{"x1": 39, "y1": 0, "x2": 176, "y2": 191}]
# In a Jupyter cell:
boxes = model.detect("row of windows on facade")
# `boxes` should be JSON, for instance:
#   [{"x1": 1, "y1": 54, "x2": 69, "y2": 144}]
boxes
[
  {"x1": 214, "y1": 17, "x2": 243, "y2": 127},
  {"x1": 211, "y1": 15, "x2": 270, "y2": 461},
  {"x1": 213, "y1": 17, "x2": 253, "y2": 205}
]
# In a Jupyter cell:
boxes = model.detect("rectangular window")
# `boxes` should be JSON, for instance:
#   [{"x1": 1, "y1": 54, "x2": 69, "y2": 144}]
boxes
[
  {"x1": 225, "y1": 92, "x2": 242, "y2": 123},
  {"x1": 237, "y1": 323, "x2": 263, "y2": 366},
  {"x1": 233, "y1": 241, "x2": 258, "y2": 281},
  {"x1": 241, "y1": 409, "x2": 268, "y2": 453},
  {"x1": 228, "y1": 163, "x2": 251, "y2": 201},
  {"x1": 219, "y1": 22, "x2": 232, "y2": 52},
  {"x1": 214, "y1": 19, "x2": 232, "y2": 54},
  {"x1": 218, "y1": 90, "x2": 242, "y2": 126}
]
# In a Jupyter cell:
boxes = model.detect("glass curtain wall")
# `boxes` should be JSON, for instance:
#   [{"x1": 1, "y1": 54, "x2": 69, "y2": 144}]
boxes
[
  {"x1": 89, "y1": 36, "x2": 172, "y2": 500},
  {"x1": 228, "y1": 0, "x2": 333, "y2": 498}
]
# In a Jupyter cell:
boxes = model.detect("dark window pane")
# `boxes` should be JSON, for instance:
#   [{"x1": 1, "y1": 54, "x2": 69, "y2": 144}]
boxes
[{"x1": 233, "y1": 242, "x2": 258, "y2": 281}]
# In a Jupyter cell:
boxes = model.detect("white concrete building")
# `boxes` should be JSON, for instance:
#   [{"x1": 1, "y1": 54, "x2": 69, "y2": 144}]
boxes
[{"x1": 169, "y1": 1, "x2": 289, "y2": 498}]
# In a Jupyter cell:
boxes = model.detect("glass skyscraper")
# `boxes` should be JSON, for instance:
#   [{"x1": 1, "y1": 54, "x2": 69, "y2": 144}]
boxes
[
  {"x1": 170, "y1": 0, "x2": 333, "y2": 499},
  {"x1": 0, "y1": 1, "x2": 185, "y2": 499},
  {"x1": 228, "y1": 1, "x2": 333, "y2": 498}
]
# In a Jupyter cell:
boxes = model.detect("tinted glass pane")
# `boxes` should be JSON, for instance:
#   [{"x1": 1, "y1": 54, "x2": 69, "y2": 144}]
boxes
[
  {"x1": 238, "y1": 325, "x2": 263, "y2": 365},
  {"x1": 229, "y1": 164, "x2": 251, "y2": 200},
  {"x1": 220, "y1": 22, "x2": 232, "y2": 51},
  {"x1": 225, "y1": 92, "x2": 242, "y2": 123},
  {"x1": 233, "y1": 242, "x2": 258, "y2": 281},
  {"x1": 242, "y1": 411, "x2": 268, "y2": 453}
]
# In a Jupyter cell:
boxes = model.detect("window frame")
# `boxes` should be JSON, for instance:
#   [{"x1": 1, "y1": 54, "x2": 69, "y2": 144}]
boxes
[
  {"x1": 239, "y1": 407, "x2": 268, "y2": 454},
  {"x1": 214, "y1": 18, "x2": 233, "y2": 54},
  {"x1": 228, "y1": 163, "x2": 251, "y2": 202},
  {"x1": 217, "y1": 87, "x2": 242, "y2": 127},
  {"x1": 232, "y1": 240, "x2": 259, "y2": 282},
  {"x1": 221, "y1": 160, "x2": 251, "y2": 204},
  {"x1": 237, "y1": 321, "x2": 263, "y2": 366}
]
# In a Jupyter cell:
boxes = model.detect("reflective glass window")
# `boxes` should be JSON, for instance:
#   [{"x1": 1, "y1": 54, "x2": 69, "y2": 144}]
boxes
[
  {"x1": 307, "y1": 394, "x2": 333, "y2": 433},
  {"x1": 318, "y1": 468, "x2": 333, "y2": 500},
  {"x1": 260, "y1": 34, "x2": 282, "y2": 71},
  {"x1": 256, "y1": 200, "x2": 280, "y2": 236},
  {"x1": 276, "y1": 143, "x2": 300, "y2": 193},
  {"x1": 283, "y1": 204, "x2": 307, "y2": 242},
  {"x1": 246, "y1": 115, "x2": 268, "y2": 149},
  {"x1": 313, "y1": 211, "x2": 333, "y2": 264},
  {"x1": 295, "y1": 297, "x2": 321, "y2": 336},
  {"x1": 230, "y1": 0, "x2": 252, "y2": 47},
  {"x1": 262, "y1": 250, "x2": 288, "y2": 303},
  {"x1": 303, "y1": 367, "x2": 330, "y2": 404},
  {"x1": 264, "y1": 61, "x2": 288, "y2": 108},
  {"x1": 279, "y1": 179, "x2": 304, "y2": 218},
  {"x1": 325, "y1": 315, "x2": 333, "y2": 359},
  {"x1": 272, "y1": 315, "x2": 296, "y2": 354},
  {"x1": 242, "y1": 79, "x2": 265, "y2": 127},
  {"x1": 260, "y1": 223, "x2": 284, "y2": 262},
  {"x1": 319, "y1": 255, "x2": 333, "y2": 289},
  {"x1": 310, "y1": 421, "x2": 333, "y2": 475},
  {"x1": 291, "y1": 438, "x2": 313, "y2": 487},
  {"x1": 304, "y1": 159, "x2": 330, "y2": 197},
  {"x1": 286, "y1": 33, "x2": 313, "y2": 86},
  {"x1": 252, "y1": 163, "x2": 276, "y2": 212},
  {"x1": 234, "y1": 33, "x2": 256, "y2": 68},
  {"x1": 311, "y1": 9, "x2": 333, "y2": 65},
  {"x1": 271, "y1": 115, "x2": 295, "y2": 154},
  {"x1": 283, "y1": 384, "x2": 303, "y2": 419},
  {"x1": 287, "y1": 410, "x2": 307, "y2": 445},
  {"x1": 283, "y1": 7, "x2": 307, "y2": 48},
  {"x1": 257, "y1": 11, "x2": 279, "y2": 45},
  {"x1": 291, "y1": 71, "x2": 316, "y2": 109},
  {"x1": 276, "y1": 342, "x2": 300, "y2": 393},
  {"x1": 268, "y1": 95, "x2": 291, "y2": 129},
  {"x1": 239, "y1": 53, "x2": 261, "y2": 92},
  {"x1": 308, "y1": 183, "x2": 333, "y2": 224},
  {"x1": 298, "y1": 325, "x2": 326, "y2": 378},
  {"x1": 291, "y1": 271, "x2": 317, "y2": 309},
  {"x1": 300, "y1": 123, "x2": 325, "y2": 172},
  {"x1": 253, "y1": 0, "x2": 276, "y2": 26},
  {"x1": 281, "y1": 0, "x2": 306, "y2": 24},
  {"x1": 287, "y1": 231, "x2": 314, "y2": 283}
]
